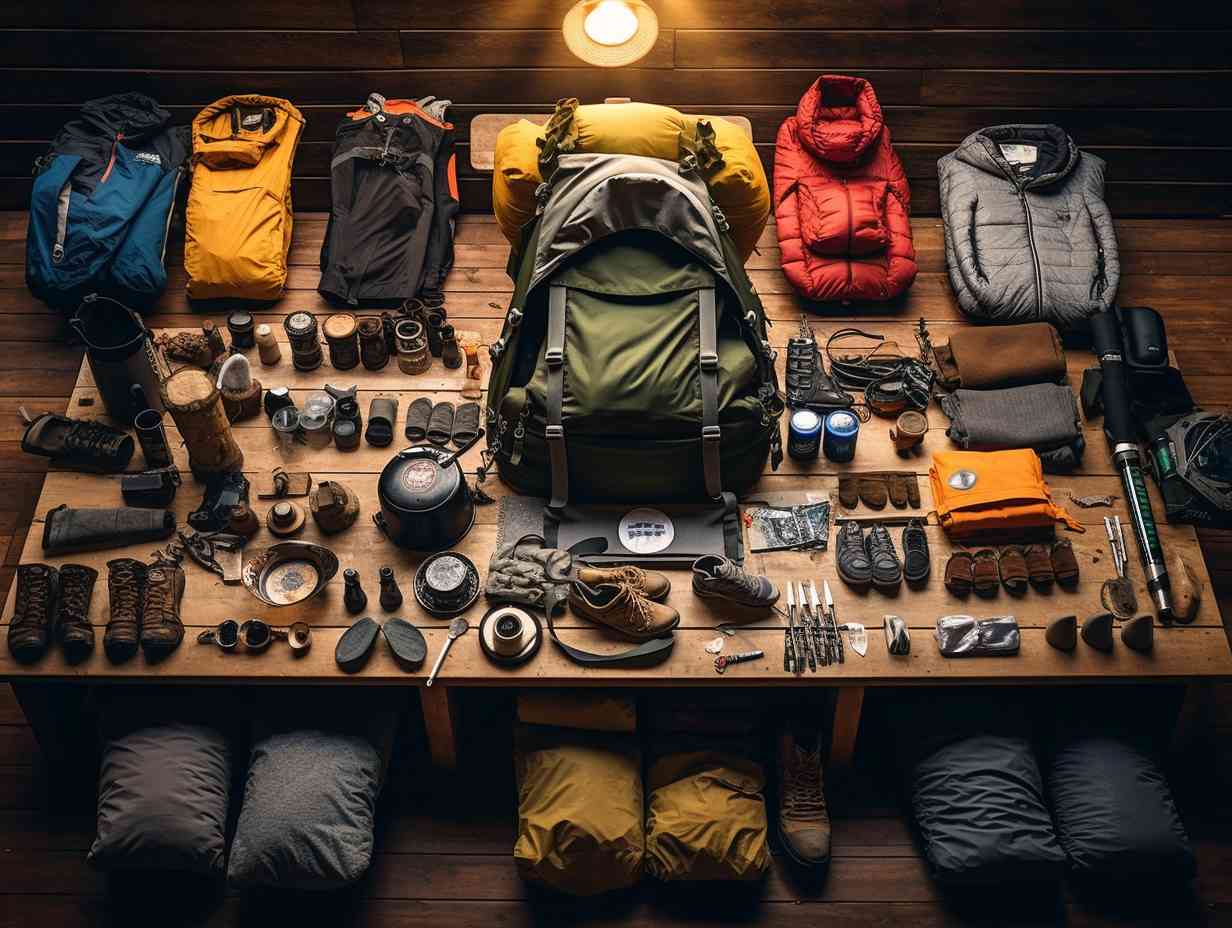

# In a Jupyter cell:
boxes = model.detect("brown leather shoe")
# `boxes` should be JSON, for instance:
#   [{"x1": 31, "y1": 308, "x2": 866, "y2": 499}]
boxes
[
  {"x1": 576, "y1": 565, "x2": 671, "y2": 602},
  {"x1": 997, "y1": 546, "x2": 1029, "y2": 596},
  {"x1": 568, "y1": 581, "x2": 679, "y2": 641},
  {"x1": 55, "y1": 564, "x2": 97, "y2": 662},
  {"x1": 1024, "y1": 544, "x2": 1055, "y2": 590},
  {"x1": 1051, "y1": 540, "x2": 1080, "y2": 589},
  {"x1": 6, "y1": 564, "x2": 57, "y2": 663},
  {"x1": 944, "y1": 551, "x2": 974, "y2": 596},
  {"x1": 140, "y1": 563, "x2": 185, "y2": 660},
  {"x1": 972, "y1": 549, "x2": 1000, "y2": 598},
  {"x1": 105, "y1": 558, "x2": 146, "y2": 663},
  {"x1": 778, "y1": 728, "x2": 831, "y2": 868}
]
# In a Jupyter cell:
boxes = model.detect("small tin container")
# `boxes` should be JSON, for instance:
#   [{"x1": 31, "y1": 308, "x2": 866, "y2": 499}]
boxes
[
  {"x1": 787, "y1": 409, "x2": 822, "y2": 461},
  {"x1": 271, "y1": 406, "x2": 301, "y2": 451},
  {"x1": 357, "y1": 315, "x2": 389, "y2": 370},
  {"x1": 227, "y1": 310, "x2": 256, "y2": 349},
  {"x1": 395, "y1": 318, "x2": 431, "y2": 375},
  {"x1": 283, "y1": 312, "x2": 322, "y2": 372},
  {"x1": 823, "y1": 410, "x2": 860, "y2": 463},
  {"x1": 323, "y1": 313, "x2": 360, "y2": 371},
  {"x1": 255, "y1": 323, "x2": 282, "y2": 366}
]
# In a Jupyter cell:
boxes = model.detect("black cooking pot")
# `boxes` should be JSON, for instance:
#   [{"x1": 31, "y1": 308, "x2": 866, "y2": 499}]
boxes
[{"x1": 374, "y1": 430, "x2": 484, "y2": 551}]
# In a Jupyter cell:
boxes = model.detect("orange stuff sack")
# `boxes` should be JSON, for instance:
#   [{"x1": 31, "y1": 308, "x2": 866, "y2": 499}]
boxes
[
  {"x1": 930, "y1": 449, "x2": 1083, "y2": 539},
  {"x1": 185, "y1": 95, "x2": 305, "y2": 301}
]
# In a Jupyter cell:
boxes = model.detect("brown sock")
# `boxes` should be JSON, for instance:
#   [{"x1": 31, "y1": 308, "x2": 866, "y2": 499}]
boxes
[
  {"x1": 1051, "y1": 540, "x2": 1079, "y2": 588},
  {"x1": 1024, "y1": 544, "x2": 1055, "y2": 589},
  {"x1": 972, "y1": 549, "x2": 1000, "y2": 597},
  {"x1": 997, "y1": 546, "x2": 1029, "y2": 595},
  {"x1": 838, "y1": 475, "x2": 859, "y2": 509},
  {"x1": 945, "y1": 551, "x2": 974, "y2": 596},
  {"x1": 858, "y1": 475, "x2": 888, "y2": 509}
]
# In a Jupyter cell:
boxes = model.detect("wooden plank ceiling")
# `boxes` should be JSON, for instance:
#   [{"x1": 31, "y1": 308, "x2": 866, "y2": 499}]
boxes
[{"x1": 0, "y1": 0, "x2": 1226, "y2": 216}]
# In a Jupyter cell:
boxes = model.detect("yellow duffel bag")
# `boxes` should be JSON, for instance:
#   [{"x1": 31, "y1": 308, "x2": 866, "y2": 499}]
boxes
[
  {"x1": 645, "y1": 750, "x2": 770, "y2": 882},
  {"x1": 493, "y1": 99, "x2": 769, "y2": 261},
  {"x1": 513, "y1": 726, "x2": 644, "y2": 895}
]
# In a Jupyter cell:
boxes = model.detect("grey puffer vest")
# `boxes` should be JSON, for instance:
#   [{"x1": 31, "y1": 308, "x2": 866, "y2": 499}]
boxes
[{"x1": 938, "y1": 125, "x2": 1119, "y2": 332}]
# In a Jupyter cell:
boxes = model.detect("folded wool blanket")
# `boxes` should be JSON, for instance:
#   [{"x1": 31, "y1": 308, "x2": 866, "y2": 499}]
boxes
[{"x1": 940, "y1": 383, "x2": 1085, "y2": 473}]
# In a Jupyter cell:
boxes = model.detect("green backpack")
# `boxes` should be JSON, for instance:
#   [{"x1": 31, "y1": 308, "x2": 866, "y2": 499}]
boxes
[{"x1": 485, "y1": 152, "x2": 783, "y2": 505}]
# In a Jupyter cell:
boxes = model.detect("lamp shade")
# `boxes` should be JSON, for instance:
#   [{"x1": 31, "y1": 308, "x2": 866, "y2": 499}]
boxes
[{"x1": 563, "y1": 0, "x2": 659, "y2": 67}]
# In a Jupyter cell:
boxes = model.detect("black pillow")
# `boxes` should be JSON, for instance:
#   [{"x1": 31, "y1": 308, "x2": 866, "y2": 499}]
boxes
[
  {"x1": 909, "y1": 733, "x2": 1065, "y2": 886},
  {"x1": 1046, "y1": 734, "x2": 1194, "y2": 880}
]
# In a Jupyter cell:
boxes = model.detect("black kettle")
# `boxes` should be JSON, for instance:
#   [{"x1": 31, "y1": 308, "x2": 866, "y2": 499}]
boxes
[{"x1": 374, "y1": 429, "x2": 484, "y2": 551}]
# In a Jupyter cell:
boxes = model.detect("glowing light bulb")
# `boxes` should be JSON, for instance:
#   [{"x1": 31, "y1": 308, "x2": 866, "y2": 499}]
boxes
[{"x1": 583, "y1": 1, "x2": 639, "y2": 46}]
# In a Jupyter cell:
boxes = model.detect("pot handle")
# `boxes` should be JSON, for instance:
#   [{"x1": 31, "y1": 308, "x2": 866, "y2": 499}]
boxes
[
  {"x1": 372, "y1": 512, "x2": 388, "y2": 536},
  {"x1": 435, "y1": 427, "x2": 485, "y2": 470}
]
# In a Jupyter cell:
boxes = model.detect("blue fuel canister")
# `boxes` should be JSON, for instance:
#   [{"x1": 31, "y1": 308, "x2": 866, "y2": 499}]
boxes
[
  {"x1": 823, "y1": 410, "x2": 860, "y2": 463},
  {"x1": 788, "y1": 409, "x2": 822, "y2": 460}
]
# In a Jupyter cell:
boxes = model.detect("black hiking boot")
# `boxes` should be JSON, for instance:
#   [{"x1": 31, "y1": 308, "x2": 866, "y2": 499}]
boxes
[
  {"x1": 836, "y1": 521, "x2": 872, "y2": 589},
  {"x1": 863, "y1": 523, "x2": 902, "y2": 590},
  {"x1": 55, "y1": 564, "x2": 97, "y2": 662},
  {"x1": 21, "y1": 412, "x2": 134, "y2": 473},
  {"x1": 902, "y1": 519, "x2": 931, "y2": 586}
]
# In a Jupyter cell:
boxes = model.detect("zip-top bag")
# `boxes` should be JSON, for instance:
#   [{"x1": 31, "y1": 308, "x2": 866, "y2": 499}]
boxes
[
  {"x1": 318, "y1": 94, "x2": 459, "y2": 305},
  {"x1": 485, "y1": 147, "x2": 783, "y2": 506},
  {"x1": 26, "y1": 94, "x2": 189, "y2": 311}
]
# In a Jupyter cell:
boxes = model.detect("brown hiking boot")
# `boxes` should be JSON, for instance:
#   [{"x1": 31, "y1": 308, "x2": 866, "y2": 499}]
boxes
[
  {"x1": 105, "y1": 558, "x2": 146, "y2": 663},
  {"x1": 576, "y1": 565, "x2": 671, "y2": 602},
  {"x1": 568, "y1": 581, "x2": 679, "y2": 641},
  {"x1": 140, "y1": 563, "x2": 185, "y2": 660},
  {"x1": 6, "y1": 564, "x2": 58, "y2": 663},
  {"x1": 778, "y1": 729, "x2": 831, "y2": 868},
  {"x1": 55, "y1": 564, "x2": 97, "y2": 662}
]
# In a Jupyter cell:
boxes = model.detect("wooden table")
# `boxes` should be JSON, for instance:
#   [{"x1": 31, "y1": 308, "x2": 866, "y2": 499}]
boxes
[{"x1": 3, "y1": 307, "x2": 1231, "y2": 772}]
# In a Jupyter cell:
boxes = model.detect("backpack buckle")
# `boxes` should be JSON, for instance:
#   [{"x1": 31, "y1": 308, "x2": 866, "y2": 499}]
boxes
[
  {"x1": 545, "y1": 347, "x2": 564, "y2": 367},
  {"x1": 545, "y1": 425, "x2": 564, "y2": 440},
  {"x1": 489, "y1": 338, "x2": 504, "y2": 360},
  {"x1": 507, "y1": 307, "x2": 523, "y2": 327},
  {"x1": 699, "y1": 351, "x2": 719, "y2": 371},
  {"x1": 702, "y1": 425, "x2": 722, "y2": 443}
]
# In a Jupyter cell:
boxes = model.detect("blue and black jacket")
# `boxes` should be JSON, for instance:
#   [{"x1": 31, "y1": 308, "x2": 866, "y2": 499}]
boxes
[{"x1": 26, "y1": 93, "x2": 190, "y2": 311}]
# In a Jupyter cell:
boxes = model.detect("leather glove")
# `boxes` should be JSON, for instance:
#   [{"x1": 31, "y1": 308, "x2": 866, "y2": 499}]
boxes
[{"x1": 858, "y1": 475, "x2": 888, "y2": 509}]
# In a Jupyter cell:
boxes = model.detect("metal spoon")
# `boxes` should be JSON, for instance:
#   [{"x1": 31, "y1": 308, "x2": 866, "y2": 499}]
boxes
[{"x1": 426, "y1": 617, "x2": 469, "y2": 687}]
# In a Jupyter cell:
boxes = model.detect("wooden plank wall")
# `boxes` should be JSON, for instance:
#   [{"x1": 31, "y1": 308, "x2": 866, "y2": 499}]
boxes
[{"x1": 0, "y1": 0, "x2": 1228, "y2": 216}]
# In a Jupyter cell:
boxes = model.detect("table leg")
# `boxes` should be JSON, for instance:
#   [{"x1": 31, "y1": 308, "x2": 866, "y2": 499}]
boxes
[
  {"x1": 1171, "y1": 681, "x2": 1211, "y2": 755},
  {"x1": 830, "y1": 686, "x2": 864, "y2": 769},
  {"x1": 420, "y1": 685, "x2": 459, "y2": 769},
  {"x1": 11, "y1": 682, "x2": 97, "y2": 796}
]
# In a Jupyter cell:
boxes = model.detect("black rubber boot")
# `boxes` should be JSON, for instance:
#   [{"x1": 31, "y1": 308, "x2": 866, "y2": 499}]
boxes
[{"x1": 42, "y1": 505, "x2": 175, "y2": 555}]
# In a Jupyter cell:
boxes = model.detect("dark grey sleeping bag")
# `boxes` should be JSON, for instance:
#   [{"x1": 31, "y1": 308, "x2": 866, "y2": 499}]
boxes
[{"x1": 1047, "y1": 734, "x2": 1194, "y2": 880}]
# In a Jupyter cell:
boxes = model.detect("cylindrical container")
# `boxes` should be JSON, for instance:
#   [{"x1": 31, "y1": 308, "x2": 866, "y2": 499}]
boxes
[
  {"x1": 823, "y1": 410, "x2": 860, "y2": 464},
  {"x1": 255, "y1": 324, "x2": 282, "y2": 365},
  {"x1": 333, "y1": 418, "x2": 360, "y2": 451},
  {"x1": 400, "y1": 298, "x2": 427, "y2": 328},
  {"x1": 70, "y1": 295, "x2": 165, "y2": 423},
  {"x1": 788, "y1": 409, "x2": 822, "y2": 461},
  {"x1": 395, "y1": 318, "x2": 431, "y2": 374},
  {"x1": 302, "y1": 391, "x2": 335, "y2": 423},
  {"x1": 357, "y1": 315, "x2": 389, "y2": 370},
  {"x1": 134, "y1": 408, "x2": 173, "y2": 468},
  {"x1": 890, "y1": 410, "x2": 928, "y2": 454},
  {"x1": 264, "y1": 386, "x2": 295, "y2": 420},
  {"x1": 228, "y1": 311, "x2": 255, "y2": 349},
  {"x1": 283, "y1": 312, "x2": 322, "y2": 371},
  {"x1": 301, "y1": 412, "x2": 332, "y2": 449},
  {"x1": 323, "y1": 313, "x2": 360, "y2": 371},
  {"x1": 425, "y1": 310, "x2": 446, "y2": 358},
  {"x1": 203, "y1": 319, "x2": 226, "y2": 361},
  {"x1": 271, "y1": 406, "x2": 301, "y2": 451},
  {"x1": 160, "y1": 368, "x2": 244, "y2": 479}
]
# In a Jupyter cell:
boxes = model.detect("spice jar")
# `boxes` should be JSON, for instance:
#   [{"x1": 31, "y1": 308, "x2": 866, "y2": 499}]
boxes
[
  {"x1": 256, "y1": 324, "x2": 282, "y2": 366},
  {"x1": 323, "y1": 313, "x2": 360, "y2": 371},
  {"x1": 395, "y1": 318, "x2": 431, "y2": 375},
  {"x1": 283, "y1": 312, "x2": 322, "y2": 371},
  {"x1": 357, "y1": 315, "x2": 389, "y2": 370},
  {"x1": 228, "y1": 310, "x2": 256, "y2": 349}
]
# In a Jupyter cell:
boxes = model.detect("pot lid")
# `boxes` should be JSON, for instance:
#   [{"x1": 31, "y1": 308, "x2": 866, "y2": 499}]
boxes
[{"x1": 378, "y1": 446, "x2": 461, "y2": 512}]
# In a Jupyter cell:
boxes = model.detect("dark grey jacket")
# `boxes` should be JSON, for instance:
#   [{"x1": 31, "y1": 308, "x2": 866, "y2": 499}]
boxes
[{"x1": 938, "y1": 125, "x2": 1119, "y2": 331}]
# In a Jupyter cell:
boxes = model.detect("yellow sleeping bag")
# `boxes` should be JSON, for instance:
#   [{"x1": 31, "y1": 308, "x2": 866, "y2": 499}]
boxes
[
  {"x1": 185, "y1": 94, "x2": 304, "y2": 301},
  {"x1": 493, "y1": 99, "x2": 769, "y2": 261}
]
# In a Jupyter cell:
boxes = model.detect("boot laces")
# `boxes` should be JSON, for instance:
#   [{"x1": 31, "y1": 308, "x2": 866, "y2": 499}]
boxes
[
  {"x1": 840, "y1": 521, "x2": 863, "y2": 548},
  {"x1": 65, "y1": 420, "x2": 125, "y2": 457},
  {"x1": 866, "y1": 525, "x2": 894, "y2": 558},
  {"x1": 607, "y1": 566, "x2": 649, "y2": 591},
  {"x1": 144, "y1": 572, "x2": 177, "y2": 627},
  {"x1": 14, "y1": 569, "x2": 50, "y2": 627},
  {"x1": 715, "y1": 561, "x2": 760, "y2": 596},
  {"x1": 60, "y1": 571, "x2": 90, "y2": 620},
  {"x1": 109, "y1": 563, "x2": 141, "y2": 618},
  {"x1": 783, "y1": 746, "x2": 827, "y2": 821},
  {"x1": 613, "y1": 584, "x2": 653, "y2": 632},
  {"x1": 904, "y1": 521, "x2": 927, "y2": 554}
]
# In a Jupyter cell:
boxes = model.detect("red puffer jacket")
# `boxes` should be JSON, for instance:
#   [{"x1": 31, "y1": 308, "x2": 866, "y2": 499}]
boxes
[{"x1": 774, "y1": 75, "x2": 916, "y2": 303}]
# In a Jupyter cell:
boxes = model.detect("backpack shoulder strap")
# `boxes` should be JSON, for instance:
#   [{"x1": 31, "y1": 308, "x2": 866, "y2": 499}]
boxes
[
  {"x1": 698, "y1": 285, "x2": 722, "y2": 499},
  {"x1": 546, "y1": 283, "x2": 569, "y2": 509}
]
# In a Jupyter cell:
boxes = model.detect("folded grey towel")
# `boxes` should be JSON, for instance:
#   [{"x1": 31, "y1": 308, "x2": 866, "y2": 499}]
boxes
[{"x1": 940, "y1": 383, "x2": 1084, "y2": 472}]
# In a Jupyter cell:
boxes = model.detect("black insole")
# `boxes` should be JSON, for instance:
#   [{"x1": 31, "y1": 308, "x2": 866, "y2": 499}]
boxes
[
  {"x1": 335, "y1": 617, "x2": 380, "y2": 673},
  {"x1": 382, "y1": 618, "x2": 427, "y2": 670}
]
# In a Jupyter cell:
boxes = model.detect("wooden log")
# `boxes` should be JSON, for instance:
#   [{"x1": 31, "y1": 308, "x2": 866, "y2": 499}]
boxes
[{"x1": 159, "y1": 368, "x2": 244, "y2": 477}]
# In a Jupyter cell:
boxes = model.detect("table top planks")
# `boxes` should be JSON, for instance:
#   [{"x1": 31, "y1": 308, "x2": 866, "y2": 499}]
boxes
[{"x1": 1, "y1": 211, "x2": 1229, "y2": 687}]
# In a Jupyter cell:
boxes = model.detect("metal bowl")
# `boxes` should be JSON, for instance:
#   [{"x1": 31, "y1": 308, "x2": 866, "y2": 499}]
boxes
[{"x1": 242, "y1": 542, "x2": 339, "y2": 607}]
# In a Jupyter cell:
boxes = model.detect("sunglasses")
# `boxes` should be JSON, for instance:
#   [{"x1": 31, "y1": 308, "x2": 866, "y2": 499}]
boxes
[{"x1": 197, "y1": 619, "x2": 311, "y2": 654}]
